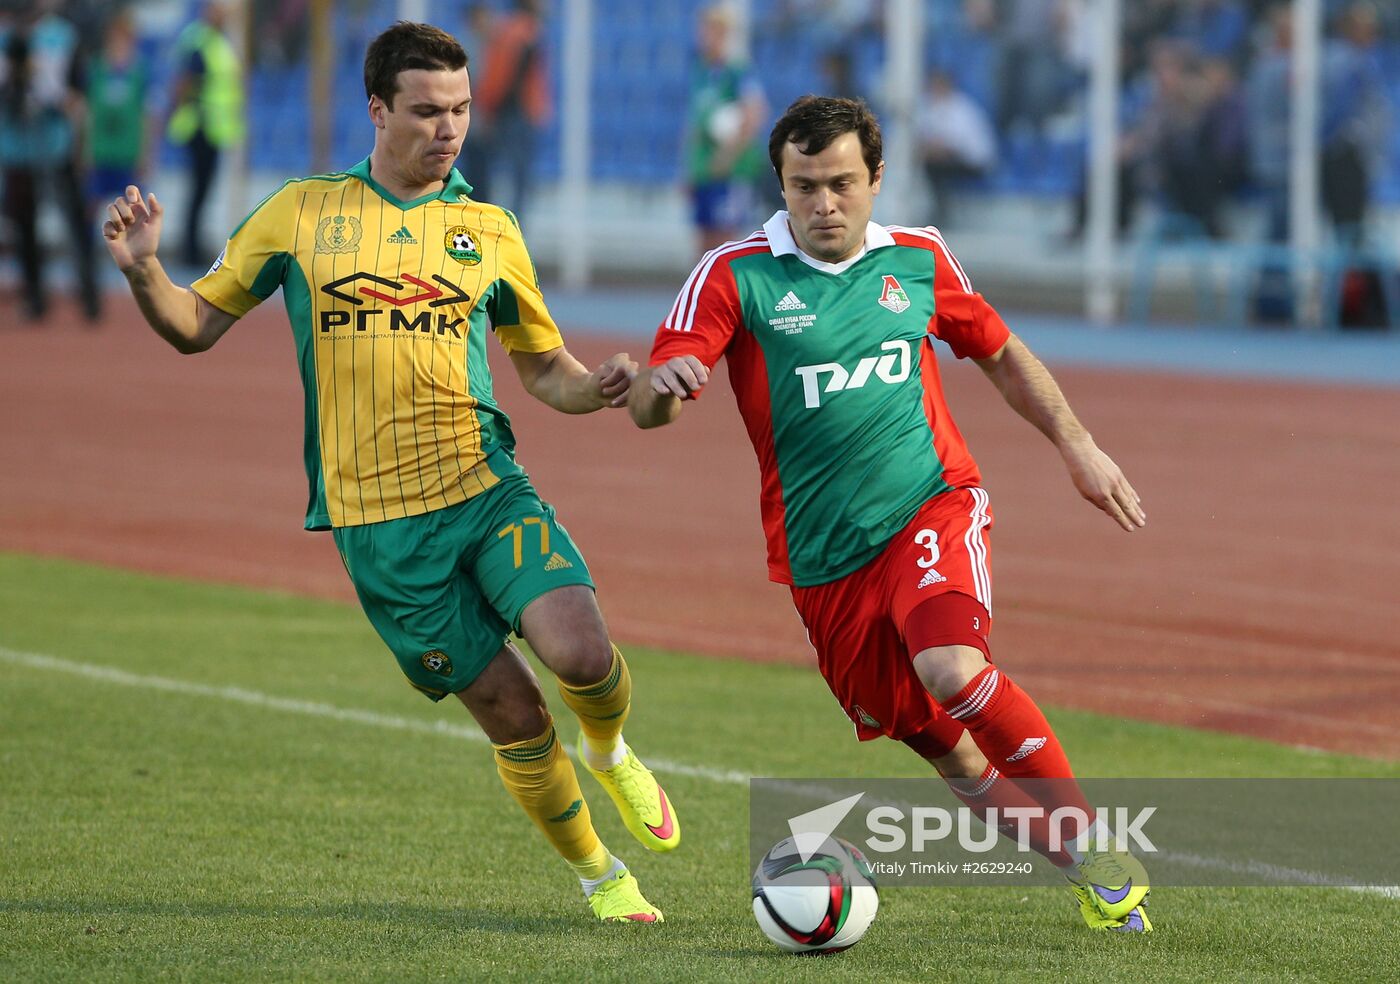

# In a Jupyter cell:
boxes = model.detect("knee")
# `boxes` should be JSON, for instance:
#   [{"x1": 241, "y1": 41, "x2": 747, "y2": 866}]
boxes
[
  {"x1": 487, "y1": 695, "x2": 551, "y2": 745},
  {"x1": 550, "y1": 633, "x2": 613, "y2": 689},
  {"x1": 912, "y1": 645, "x2": 990, "y2": 702},
  {"x1": 459, "y1": 675, "x2": 551, "y2": 744}
]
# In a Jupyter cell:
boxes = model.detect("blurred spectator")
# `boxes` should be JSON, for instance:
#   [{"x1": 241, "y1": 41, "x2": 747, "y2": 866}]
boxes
[
  {"x1": 1197, "y1": 57, "x2": 1250, "y2": 217},
  {"x1": 774, "y1": 0, "x2": 882, "y2": 97},
  {"x1": 819, "y1": 48, "x2": 859, "y2": 101},
  {"x1": 1066, "y1": 31, "x2": 1162, "y2": 242},
  {"x1": 1320, "y1": 0, "x2": 1390, "y2": 245},
  {"x1": 1171, "y1": 0, "x2": 1251, "y2": 65},
  {"x1": 1121, "y1": 0, "x2": 1179, "y2": 81},
  {"x1": 684, "y1": 3, "x2": 768, "y2": 253},
  {"x1": 87, "y1": 9, "x2": 151, "y2": 206},
  {"x1": 995, "y1": 0, "x2": 1078, "y2": 136},
  {"x1": 0, "y1": 1, "x2": 100, "y2": 322},
  {"x1": 459, "y1": 3, "x2": 493, "y2": 67},
  {"x1": 1246, "y1": 2, "x2": 1292, "y2": 243},
  {"x1": 250, "y1": 0, "x2": 308, "y2": 68},
  {"x1": 917, "y1": 69, "x2": 997, "y2": 228},
  {"x1": 1131, "y1": 42, "x2": 1245, "y2": 238},
  {"x1": 167, "y1": 0, "x2": 245, "y2": 267},
  {"x1": 453, "y1": 3, "x2": 494, "y2": 193},
  {"x1": 470, "y1": 0, "x2": 550, "y2": 219}
]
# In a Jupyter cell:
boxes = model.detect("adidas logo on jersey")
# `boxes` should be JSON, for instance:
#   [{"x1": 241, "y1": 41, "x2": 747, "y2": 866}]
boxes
[
  {"x1": 544, "y1": 552, "x2": 574, "y2": 571},
  {"x1": 1007, "y1": 737, "x2": 1047, "y2": 762},
  {"x1": 917, "y1": 568, "x2": 947, "y2": 589},
  {"x1": 386, "y1": 225, "x2": 418, "y2": 245},
  {"x1": 774, "y1": 290, "x2": 807, "y2": 312}
]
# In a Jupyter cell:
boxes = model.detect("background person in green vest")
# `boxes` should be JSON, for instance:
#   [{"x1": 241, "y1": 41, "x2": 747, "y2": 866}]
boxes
[
  {"x1": 87, "y1": 9, "x2": 151, "y2": 208},
  {"x1": 167, "y1": 0, "x2": 244, "y2": 267},
  {"x1": 684, "y1": 3, "x2": 768, "y2": 255}
]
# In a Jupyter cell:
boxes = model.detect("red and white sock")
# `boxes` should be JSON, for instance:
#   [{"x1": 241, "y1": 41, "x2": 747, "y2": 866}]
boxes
[
  {"x1": 939, "y1": 666, "x2": 1096, "y2": 855},
  {"x1": 947, "y1": 764, "x2": 1075, "y2": 868}
]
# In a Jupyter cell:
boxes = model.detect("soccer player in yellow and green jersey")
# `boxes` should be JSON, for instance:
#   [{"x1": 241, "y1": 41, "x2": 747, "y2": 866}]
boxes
[{"x1": 101, "y1": 21, "x2": 677, "y2": 924}]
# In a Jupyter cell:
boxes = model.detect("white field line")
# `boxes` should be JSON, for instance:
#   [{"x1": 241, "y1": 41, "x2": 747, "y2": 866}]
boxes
[
  {"x1": 0, "y1": 646, "x2": 748, "y2": 786},
  {"x1": 2, "y1": 645, "x2": 1394, "y2": 900}
]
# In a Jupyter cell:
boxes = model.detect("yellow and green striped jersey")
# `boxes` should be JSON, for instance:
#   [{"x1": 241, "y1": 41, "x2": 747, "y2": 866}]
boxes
[{"x1": 193, "y1": 158, "x2": 563, "y2": 529}]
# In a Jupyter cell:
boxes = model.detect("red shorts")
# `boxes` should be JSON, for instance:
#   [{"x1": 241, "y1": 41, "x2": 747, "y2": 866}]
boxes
[{"x1": 790, "y1": 488, "x2": 994, "y2": 746}]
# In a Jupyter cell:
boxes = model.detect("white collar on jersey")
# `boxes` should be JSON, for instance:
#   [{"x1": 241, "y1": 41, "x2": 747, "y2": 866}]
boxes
[{"x1": 762, "y1": 210, "x2": 897, "y2": 275}]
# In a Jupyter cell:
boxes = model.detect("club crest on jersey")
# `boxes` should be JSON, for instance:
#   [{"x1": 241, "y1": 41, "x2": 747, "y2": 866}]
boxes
[
  {"x1": 445, "y1": 225, "x2": 482, "y2": 265},
  {"x1": 315, "y1": 215, "x2": 362, "y2": 254},
  {"x1": 851, "y1": 705, "x2": 881, "y2": 728},
  {"x1": 878, "y1": 274, "x2": 911, "y2": 314}
]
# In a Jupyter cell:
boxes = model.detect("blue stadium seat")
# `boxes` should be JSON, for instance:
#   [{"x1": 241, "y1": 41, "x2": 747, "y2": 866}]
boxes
[{"x1": 1129, "y1": 211, "x2": 1233, "y2": 324}]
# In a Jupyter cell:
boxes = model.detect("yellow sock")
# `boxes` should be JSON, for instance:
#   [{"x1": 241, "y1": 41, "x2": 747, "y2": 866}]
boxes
[
  {"x1": 493, "y1": 718, "x2": 612, "y2": 880},
  {"x1": 558, "y1": 644, "x2": 631, "y2": 761}
]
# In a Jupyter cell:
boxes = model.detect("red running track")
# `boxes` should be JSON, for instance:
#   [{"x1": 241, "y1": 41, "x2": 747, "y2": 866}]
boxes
[{"x1": 3, "y1": 296, "x2": 1398, "y2": 758}]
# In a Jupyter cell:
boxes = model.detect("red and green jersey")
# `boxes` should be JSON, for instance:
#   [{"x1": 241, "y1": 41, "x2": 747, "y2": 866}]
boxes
[{"x1": 650, "y1": 212, "x2": 1010, "y2": 587}]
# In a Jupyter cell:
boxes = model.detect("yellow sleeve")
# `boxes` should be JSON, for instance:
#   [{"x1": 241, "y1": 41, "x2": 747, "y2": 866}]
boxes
[
  {"x1": 191, "y1": 183, "x2": 296, "y2": 318},
  {"x1": 489, "y1": 213, "x2": 564, "y2": 354}
]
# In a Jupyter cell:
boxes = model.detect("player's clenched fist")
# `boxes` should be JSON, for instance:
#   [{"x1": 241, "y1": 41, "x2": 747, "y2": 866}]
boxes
[
  {"x1": 593, "y1": 353, "x2": 638, "y2": 408},
  {"x1": 103, "y1": 185, "x2": 164, "y2": 272},
  {"x1": 650, "y1": 355, "x2": 709, "y2": 400}
]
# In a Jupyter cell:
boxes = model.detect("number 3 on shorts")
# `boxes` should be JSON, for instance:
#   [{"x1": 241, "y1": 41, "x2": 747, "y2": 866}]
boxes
[{"x1": 914, "y1": 528, "x2": 940, "y2": 569}]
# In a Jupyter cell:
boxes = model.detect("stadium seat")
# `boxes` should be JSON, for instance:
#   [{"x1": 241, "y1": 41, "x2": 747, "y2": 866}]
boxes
[
  {"x1": 1129, "y1": 211, "x2": 1233, "y2": 324},
  {"x1": 1318, "y1": 236, "x2": 1400, "y2": 330}
]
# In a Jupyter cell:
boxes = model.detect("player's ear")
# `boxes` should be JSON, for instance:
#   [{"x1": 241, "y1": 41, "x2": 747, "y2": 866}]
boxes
[
  {"x1": 368, "y1": 94, "x2": 387, "y2": 128},
  {"x1": 870, "y1": 160, "x2": 885, "y2": 194}
]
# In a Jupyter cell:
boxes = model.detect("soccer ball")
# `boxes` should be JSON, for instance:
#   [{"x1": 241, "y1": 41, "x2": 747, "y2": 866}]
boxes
[
  {"x1": 752, "y1": 835, "x2": 879, "y2": 954},
  {"x1": 452, "y1": 231, "x2": 475, "y2": 252}
]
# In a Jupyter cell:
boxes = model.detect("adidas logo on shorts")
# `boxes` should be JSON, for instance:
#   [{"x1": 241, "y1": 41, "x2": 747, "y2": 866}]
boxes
[
  {"x1": 917, "y1": 568, "x2": 947, "y2": 589},
  {"x1": 774, "y1": 290, "x2": 807, "y2": 312},
  {"x1": 544, "y1": 552, "x2": 574, "y2": 571}
]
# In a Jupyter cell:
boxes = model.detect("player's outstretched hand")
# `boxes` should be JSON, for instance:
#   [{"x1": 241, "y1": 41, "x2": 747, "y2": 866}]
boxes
[
  {"x1": 650, "y1": 355, "x2": 710, "y2": 400},
  {"x1": 594, "y1": 353, "x2": 638, "y2": 408},
  {"x1": 103, "y1": 185, "x2": 163, "y2": 272},
  {"x1": 1061, "y1": 439, "x2": 1146, "y2": 532}
]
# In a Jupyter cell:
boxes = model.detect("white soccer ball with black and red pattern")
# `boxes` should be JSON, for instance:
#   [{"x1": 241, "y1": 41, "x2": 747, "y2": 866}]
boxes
[{"x1": 752, "y1": 835, "x2": 879, "y2": 954}]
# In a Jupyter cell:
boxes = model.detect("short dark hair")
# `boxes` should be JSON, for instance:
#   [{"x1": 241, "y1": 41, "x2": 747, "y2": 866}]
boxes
[
  {"x1": 768, "y1": 95, "x2": 883, "y2": 183},
  {"x1": 363, "y1": 21, "x2": 468, "y2": 108}
]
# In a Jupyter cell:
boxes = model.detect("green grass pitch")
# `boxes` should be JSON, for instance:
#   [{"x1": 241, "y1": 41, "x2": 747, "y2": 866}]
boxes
[{"x1": 2, "y1": 552, "x2": 1397, "y2": 983}]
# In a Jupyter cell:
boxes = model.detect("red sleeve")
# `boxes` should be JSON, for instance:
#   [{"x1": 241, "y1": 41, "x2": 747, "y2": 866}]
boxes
[
  {"x1": 649, "y1": 253, "x2": 743, "y2": 398},
  {"x1": 926, "y1": 229, "x2": 1011, "y2": 360}
]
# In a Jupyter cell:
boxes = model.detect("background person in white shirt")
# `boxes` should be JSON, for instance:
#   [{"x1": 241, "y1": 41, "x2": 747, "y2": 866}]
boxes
[{"x1": 917, "y1": 70, "x2": 998, "y2": 228}]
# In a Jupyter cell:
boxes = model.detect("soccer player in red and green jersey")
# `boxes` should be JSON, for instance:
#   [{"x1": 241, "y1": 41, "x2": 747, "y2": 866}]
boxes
[
  {"x1": 630, "y1": 96, "x2": 1152, "y2": 933},
  {"x1": 101, "y1": 21, "x2": 676, "y2": 924}
]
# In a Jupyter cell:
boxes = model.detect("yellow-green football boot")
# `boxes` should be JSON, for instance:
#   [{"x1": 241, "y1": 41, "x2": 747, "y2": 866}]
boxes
[
  {"x1": 577, "y1": 735, "x2": 680, "y2": 852},
  {"x1": 1070, "y1": 879, "x2": 1153, "y2": 933},
  {"x1": 1066, "y1": 847, "x2": 1151, "y2": 924},
  {"x1": 587, "y1": 868, "x2": 663, "y2": 924}
]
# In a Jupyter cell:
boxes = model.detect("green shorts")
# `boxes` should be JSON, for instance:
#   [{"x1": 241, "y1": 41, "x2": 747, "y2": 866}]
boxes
[{"x1": 332, "y1": 475, "x2": 594, "y2": 700}]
